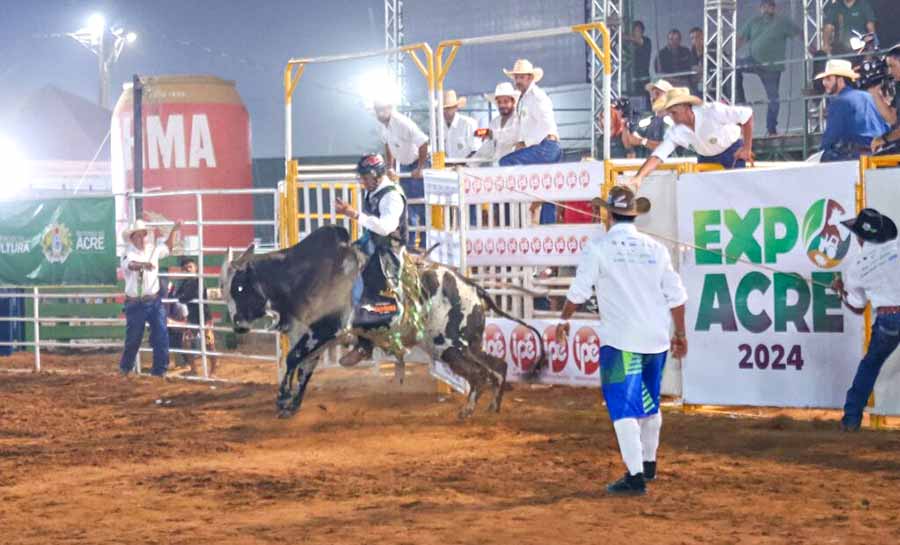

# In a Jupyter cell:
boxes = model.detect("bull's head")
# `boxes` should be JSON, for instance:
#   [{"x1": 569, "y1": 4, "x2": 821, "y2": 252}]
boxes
[{"x1": 220, "y1": 244, "x2": 267, "y2": 334}]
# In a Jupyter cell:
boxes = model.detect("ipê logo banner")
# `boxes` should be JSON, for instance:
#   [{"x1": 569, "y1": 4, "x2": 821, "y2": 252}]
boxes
[
  {"x1": 456, "y1": 162, "x2": 604, "y2": 204},
  {"x1": 677, "y1": 163, "x2": 864, "y2": 408},
  {"x1": 464, "y1": 225, "x2": 604, "y2": 267},
  {"x1": 509, "y1": 324, "x2": 541, "y2": 373}
]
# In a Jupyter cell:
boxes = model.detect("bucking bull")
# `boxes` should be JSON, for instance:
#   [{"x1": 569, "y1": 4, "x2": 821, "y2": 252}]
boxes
[{"x1": 221, "y1": 225, "x2": 545, "y2": 419}]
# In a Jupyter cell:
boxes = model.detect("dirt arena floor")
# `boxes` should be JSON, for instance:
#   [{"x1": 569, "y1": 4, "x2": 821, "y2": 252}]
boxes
[{"x1": 3, "y1": 352, "x2": 900, "y2": 545}]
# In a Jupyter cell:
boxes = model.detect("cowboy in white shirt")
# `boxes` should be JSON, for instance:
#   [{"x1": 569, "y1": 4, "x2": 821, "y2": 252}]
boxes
[
  {"x1": 630, "y1": 87, "x2": 754, "y2": 188},
  {"x1": 374, "y1": 98, "x2": 429, "y2": 247},
  {"x1": 498, "y1": 59, "x2": 562, "y2": 224},
  {"x1": 119, "y1": 218, "x2": 182, "y2": 377},
  {"x1": 556, "y1": 186, "x2": 687, "y2": 496},
  {"x1": 473, "y1": 82, "x2": 521, "y2": 164},
  {"x1": 442, "y1": 90, "x2": 479, "y2": 160},
  {"x1": 831, "y1": 208, "x2": 900, "y2": 431}
]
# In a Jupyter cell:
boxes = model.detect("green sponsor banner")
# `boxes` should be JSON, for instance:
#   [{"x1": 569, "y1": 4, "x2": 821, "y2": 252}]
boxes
[{"x1": 0, "y1": 197, "x2": 117, "y2": 285}]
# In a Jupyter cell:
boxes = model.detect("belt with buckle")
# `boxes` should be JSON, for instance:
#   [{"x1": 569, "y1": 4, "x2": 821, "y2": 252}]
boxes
[
  {"x1": 126, "y1": 293, "x2": 158, "y2": 304},
  {"x1": 545, "y1": 134, "x2": 559, "y2": 142},
  {"x1": 877, "y1": 306, "x2": 900, "y2": 315}
]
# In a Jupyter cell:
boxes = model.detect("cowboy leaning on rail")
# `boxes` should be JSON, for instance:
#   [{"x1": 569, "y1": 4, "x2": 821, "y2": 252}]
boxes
[
  {"x1": 335, "y1": 153, "x2": 408, "y2": 367},
  {"x1": 119, "y1": 218, "x2": 182, "y2": 377}
]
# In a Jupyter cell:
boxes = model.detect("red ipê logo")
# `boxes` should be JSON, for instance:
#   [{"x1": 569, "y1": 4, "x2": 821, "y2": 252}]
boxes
[
  {"x1": 473, "y1": 177, "x2": 483, "y2": 193},
  {"x1": 542, "y1": 236, "x2": 554, "y2": 254},
  {"x1": 543, "y1": 325, "x2": 569, "y2": 373},
  {"x1": 567, "y1": 236, "x2": 579, "y2": 253},
  {"x1": 464, "y1": 176, "x2": 472, "y2": 193},
  {"x1": 579, "y1": 170, "x2": 591, "y2": 189},
  {"x1": 510, "y1": 324, "x2": 540, "y2": 372},
  {"x1": 572, "y1": 326, "x2": 600, "y2": 375},
  {"x1": 530, "y1": 236, "x2": 541, "y2": 254},
  {"x1": 555, "y1": 236, "x2": 567, "y2": 254},
  {"x1": 529, "y1": 174, "x2": 541, "y2": 191},
  {"x1": 542, "y1": 173, "x2": 553, "y2": 191},
  {"x1": 484, "y1": 323, "x2": 506, "y2": 360},
  {"x1": 485, "y1": 238, "x2": 495, "y2": 255},
  {"x1": 475, "y1": 239, "x2": 484, "y2": 255},
  {"x1": 484, "y1": 176, "x2": 494, "y2": 193},
  {"x1": 554, "y1": 172, "x2": 565, "y2": 190},
  {"x1": 508, "y1": 238, "x2": 519, "y2": 254},
  {"x1": 496, "y1": 238, "x2": 507, "y2": 255},
  {"x1": 566, "y1": 170, "x2": 578, "y2": 189},
  {"x1": 517, "y1": 175, "x2": 529, "y2": 192},
  {"x1": 505, "y1": 175, "x2": 516, "y2": 191},
  {"x1": 579, "y1": 235, "x2": 590, "y2": 251},
  {"x1": 520, "y1": 237, "x2": 530, "y2": 254},
  {"x1": 465, "y1": 239, "x2": 472, "y2": 255}
]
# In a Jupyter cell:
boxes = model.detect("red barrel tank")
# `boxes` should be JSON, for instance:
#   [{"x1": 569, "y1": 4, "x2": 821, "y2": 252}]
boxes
[{"x1": 110, "y1": 75, "x2": 254, "y2": 251}]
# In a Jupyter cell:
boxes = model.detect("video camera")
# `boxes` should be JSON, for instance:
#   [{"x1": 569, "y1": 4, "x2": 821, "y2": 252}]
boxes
[
  {"x1": 855, "y1": 56, "x2": 897, "y2": 102},
  {"x1": 612, "y1": 97, "x2": 640, "y2": 131}
]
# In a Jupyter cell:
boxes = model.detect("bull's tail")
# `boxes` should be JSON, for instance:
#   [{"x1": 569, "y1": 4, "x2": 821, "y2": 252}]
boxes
[{"x1": 455, "y1": 274, "x2": 546, "y2": 382}]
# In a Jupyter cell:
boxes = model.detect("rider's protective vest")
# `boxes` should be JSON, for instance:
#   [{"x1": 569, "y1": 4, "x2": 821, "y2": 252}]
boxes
[{"x1": 362, "y1": 182, "x2": 408, "y2": 252}]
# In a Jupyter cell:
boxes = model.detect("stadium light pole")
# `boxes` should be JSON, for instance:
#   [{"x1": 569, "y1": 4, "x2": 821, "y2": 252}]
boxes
[{"x1": 68, "y1": 14, "x2": 138, "y2": 109}]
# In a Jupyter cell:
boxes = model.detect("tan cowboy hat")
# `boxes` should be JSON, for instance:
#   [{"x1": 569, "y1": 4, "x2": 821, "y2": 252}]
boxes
[
  {"x1": 503, "y1": 59, "x2": 544, "y2": 83},
  {"x1": 595, "y1": 186, "x2": 651, "y2": 217},
  {"x1": 443, "y1": 90, "x2": 467, "y2": 109},
  {"x1": 660, "y1": 87, "x2": 703, "y2": 111},
  {"x1": 644, "y1": 79, "x2": 674, "y2": 93},
  {"x1": 121, "y1": 219, "x2": 150, "y2": 244},
  {"x1": 815, "y1": 59, "x2": 859, "y2": 81},
  {"x1": 487, "y1": 81, "x2": 520, "y2": 102}
]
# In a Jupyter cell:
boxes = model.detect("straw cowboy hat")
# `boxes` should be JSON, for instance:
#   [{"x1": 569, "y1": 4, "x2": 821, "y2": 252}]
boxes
[
  {"x1": 815, "y1": 59, "x2": 860, "y2": 81},
  {"x1": 841, "y1": 208, "x2": 898, "y2": 243},
  {"x1": 443, "y1": 90, "x2": 467, "y2": 109},
  {"x1": 644, "y1": 79, "x2": 674, "y2": 93},
  {"x1": 487, "y1": 82, "x2": 520, "y2": 102},
  {"x1": 121, "y1": 219, "x2": 150, "y2": 244},
  {"x1": 594, "y1": 185, "x2": 651, "y2": 217},
  {"x1": 659, "y1": 87, "x2": 703, "y2": 111},
  {"x1": 504, "y1": 59, "x2": 544, "y2": 83}
]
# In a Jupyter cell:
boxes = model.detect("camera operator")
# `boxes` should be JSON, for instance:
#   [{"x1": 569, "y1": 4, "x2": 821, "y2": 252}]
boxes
[
  {"x1": 870, "y1": 44, "x2": 900, "y2": 153},
  {"x1": 622, "y1": 80, "x2": 675, "y2": 156}
]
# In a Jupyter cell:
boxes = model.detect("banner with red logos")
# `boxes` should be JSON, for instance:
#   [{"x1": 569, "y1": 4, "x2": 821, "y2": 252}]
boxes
[
  {"x1": 465, "y1": 225, "x2": 603, "y2": 266},
  {"x1": 484, "y1": 318, "x2": 603, "y2": 386},
  {"x1": 459, "y1": 162, "x2": 604, "y2": 204}
]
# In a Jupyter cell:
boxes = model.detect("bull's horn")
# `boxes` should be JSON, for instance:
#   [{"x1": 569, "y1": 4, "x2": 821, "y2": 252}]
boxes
[
  {"x1": 235, "y1": 243, "x2": 255, "y2": 264},
  {"x1": 226, "y1": 247, "x2": 235, "y2": 264}
]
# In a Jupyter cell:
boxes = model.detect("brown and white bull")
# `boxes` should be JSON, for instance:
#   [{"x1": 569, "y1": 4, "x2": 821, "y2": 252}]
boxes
[{"x1": 220, "y1": 225, "x2": 544, "y2": 419}]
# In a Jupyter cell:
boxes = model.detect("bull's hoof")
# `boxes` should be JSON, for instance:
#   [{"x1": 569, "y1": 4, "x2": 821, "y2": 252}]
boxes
[
  {"x1": 488, "y1": 401, "x2": 501, "y2": 413},
  {"x1": 276, "y1": 409, "x2": 296, "y2": 419},
  {"x1": 457, "y1": 407, "x2": 474, "y2": 420}
]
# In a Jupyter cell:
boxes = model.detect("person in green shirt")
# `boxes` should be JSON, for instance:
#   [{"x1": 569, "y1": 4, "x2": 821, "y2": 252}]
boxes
[
  {"x1": 824, "y1": 0, "x2": 877, "y2": 54},
  {"x1": 735, "y1": 0, "x2": 801, "y2": 136}
]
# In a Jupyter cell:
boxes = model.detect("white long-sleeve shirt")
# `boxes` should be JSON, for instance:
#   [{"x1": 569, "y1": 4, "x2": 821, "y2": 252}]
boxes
[
  {"x1": 516, "y1": 84, "x2": 559, "y2": 147},
  {"x1": 358, "y1": 182, "x2": 405, "y2": 236},
  {"x1": 652, "y1": 102, "x2": 753, "y2": 160},
  {"x1": 121, "y1": 240, "x2": 170, "y2": 298},
  {"x1": 566, "y1": 223, "x2": 688, "y2": 354},
  {"x1": 380, "y1": 111, "x2": 429, "y2": 166},
  {"x1": 444, "y1": 113, "x2": 480, "y2": 159},
  {"x1": 473, "y1": 113, "x2": 521, "y2": 164},
  {"x1": 844, "y1": 238, "x2": 900, "y2": 310}
]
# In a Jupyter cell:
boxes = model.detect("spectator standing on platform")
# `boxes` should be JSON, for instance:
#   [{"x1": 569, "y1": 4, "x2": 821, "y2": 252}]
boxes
[
  {"x1": 816, "y1": 59, "x2": 888, "y2": 161},
  {"x1": 688, "y1": 27, "x2": 704, "y2": 95},
  {"x1": 374, "y1": 98, "x2": 429, "y2": 248},
  {"x1": 655, "y1": 29, "x2": 694, "y2": 88},
  {"x1": 557, "y1": 186, "x2": 688, "y2": 495},
  {"x1": 629, "y1": 87, "x2": 754, "y2": 188},
  {"x1": 119, "y1": 219, "x2": 182, "y2": 377},
  {"x1": 473, "y1": 82, "x2": 521, "y2": 164},
  {"x1": 624, "y1": 21, "x2": 653, "y2": 94},
  {"x1": 824, "y1": 0, "x2": 877, "y2": 55},
  {"x1": 442, "y1": 90, "x2": 480, "y2": 160},
  {"x1": 832, "y1": 208, "x2": 900, "y2": 432},
  {"x1": 499, "y1": 59, "x2": 561, "y2": 225},
  {"x1": 735, "y1": 0, "x2": 801, "y2": 137}
]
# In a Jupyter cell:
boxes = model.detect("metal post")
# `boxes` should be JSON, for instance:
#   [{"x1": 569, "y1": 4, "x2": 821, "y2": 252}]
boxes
[
  {"x1": 196, "y1": 194, "x2": 209, "y2": 378},
  {"x1": 98, "y1": 33, "x2": 109, "y2": 109},
  {"x1": 132, "y1": 75, "x2": 143, "y2": 217},
  {"x1": 703, "y1": 0, "x2": 737, "y2": 103},
  {"x1": 589, "y1": 0, "x2": 621, "y2": 158},
  {"x1": 385, "y1": 0, "x2": 406, "y2": 107},
  {"x1": 32, "y1": 287, "x2": 40, "y2": 372},
  {"x1": 803, "y1": 0, "x2": 826, "y2": 136}
]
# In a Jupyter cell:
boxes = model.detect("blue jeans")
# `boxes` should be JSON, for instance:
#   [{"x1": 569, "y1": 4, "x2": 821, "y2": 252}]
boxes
[
  {"x1": 843, "y1": 313, "x2": 900, "y2": 427},
  {"x1": 399, "y1": 161, "x2": 426, "y2": 249},
  {"x1": 736, "y1": 58, "x2": 782, "y2": 134},
  {"x1": 499, "y1": 138, "x2": 562, "y2": 224},
  {"x1": 119, "y1": 295, "x2": 170, "y2": 376},
  {"x1": 699, "y1": 139, "x2": 746, "y2": 170}
]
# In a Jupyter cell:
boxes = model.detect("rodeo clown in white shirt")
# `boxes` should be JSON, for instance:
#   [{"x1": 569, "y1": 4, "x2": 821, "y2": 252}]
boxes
[{"x1": 557, "y1": 186, "x2": 688, "y2": 496}]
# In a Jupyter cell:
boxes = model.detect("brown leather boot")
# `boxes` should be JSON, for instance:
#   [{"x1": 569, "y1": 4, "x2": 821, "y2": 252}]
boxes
[{"x1": 339, "y1": 345, "x2": 372, "y2": 367}]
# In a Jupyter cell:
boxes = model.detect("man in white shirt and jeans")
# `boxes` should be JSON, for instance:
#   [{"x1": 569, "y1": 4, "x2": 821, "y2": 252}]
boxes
[
  {"x1": 629, "y1": 87, "x2": 754, "y2": 188},
  {"x1": 498, "y1": 59, "x2": 561, "y2": 224},
  {"x1": 557, "y1": 186, "x2": 688, "y2": 495},
  {"x1": 375, "y1": 98, "x2": 429, "y2": 248},
  {"x1": 473, "y1": 82, "x2": 521, "y2": 165},
  {"x1": 442, "y1": 90, "x2": 479, "y2": 160},
  {"x1": 831, "y1": 208, "x2": 900, "y2": 431},
  {"x1": 119, "y1": 218, "x2": 182, "y2": 377}
]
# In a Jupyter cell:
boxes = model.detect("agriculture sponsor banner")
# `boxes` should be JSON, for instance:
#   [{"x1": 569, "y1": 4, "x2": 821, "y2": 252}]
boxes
[
  {"x1": 459, "y1": 161, "x2": 603, "y2": 204},
  {"x1": 866, "y1": 167, "x2": 900, "y2": 416},
  {"x1": 465, "y1": 225, "x2": 603, "y2": 267},
  {"x1": 677, "y1": 163, "x2": 864, "y2": 408},
  {"x1": 0, "y1": 197, "x2": 117, "y2": 285}
]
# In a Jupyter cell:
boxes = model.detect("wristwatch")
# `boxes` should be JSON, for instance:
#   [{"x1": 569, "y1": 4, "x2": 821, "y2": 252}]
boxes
[{"x1": 640, "y1": 137, "x2": 649, "y2": 147}]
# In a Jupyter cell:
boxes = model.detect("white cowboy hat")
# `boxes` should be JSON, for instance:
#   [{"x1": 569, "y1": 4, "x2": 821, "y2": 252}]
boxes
[
  {"x1": 644, "y1": 79, "x2": 674, "y2": 93},
  {"x1": 121, "y1": 219, "x2": 150, "y2": 244},
  {"x1": 503, "y1": 59, "x2": 544, "y2": 83},
  {"x1": 659, "y1": 87, "x2": 703, "y2": 111},
  {"x1": 487, "y1": 82, "x2": 520, "y2": 102},
  {"x1": 443, "y1": 90, "x2": 467, "y2": 109},
  {"x1": 815, "y1": 59, "x2": 859, "y2": 80}
]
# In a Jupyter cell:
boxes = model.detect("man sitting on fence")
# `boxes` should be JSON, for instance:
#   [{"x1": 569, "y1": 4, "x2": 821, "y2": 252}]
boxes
[
  {"x1": 817, "y1": 59, "x2": 889, "y2": 162},
  {"x1": 119, "y1": 218, "x2": 182, "y2": 377}
]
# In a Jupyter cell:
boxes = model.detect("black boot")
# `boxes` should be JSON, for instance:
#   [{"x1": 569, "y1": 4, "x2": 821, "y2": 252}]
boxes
[
  {"x1": 643, "y1": 461, "x2": 657, "y2": 481},
  {"x1": 606, "y1": 472, "x2": 646, "y2": 496}
]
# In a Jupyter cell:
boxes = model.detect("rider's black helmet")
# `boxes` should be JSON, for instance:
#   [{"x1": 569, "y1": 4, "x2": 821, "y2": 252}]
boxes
[{"x1": 356, "y1": 153, "x2": 387, "y2": 178}]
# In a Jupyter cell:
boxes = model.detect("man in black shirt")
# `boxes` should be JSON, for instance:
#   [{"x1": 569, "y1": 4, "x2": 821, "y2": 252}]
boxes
[
  {"x1": 174, "y1": 257, "x2": 217, "y2": 376},
  {"x1": 871, "y1": 44, "x2": 900, "y2": 153},
  {"x1": 624, "y1": 21, "x2": 652, "y2": 94},
  {"x1": 656, "y1": 29, "x2": 694, "y2": 88}
]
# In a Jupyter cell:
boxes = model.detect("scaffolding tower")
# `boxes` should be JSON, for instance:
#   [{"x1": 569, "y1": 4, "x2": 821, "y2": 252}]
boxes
[
  {"x1": 703, "y1": 0, "x2": 737, "y2": 104},
  {"x1": 803, "y1": 0, "x2": 826, "y2": 134},
  {"x1": 589, "y1": 0, "x2": 623, "y2": 158},
  {"x1": 385, "y1": 0, "x2": 406, "y2": 106}
]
